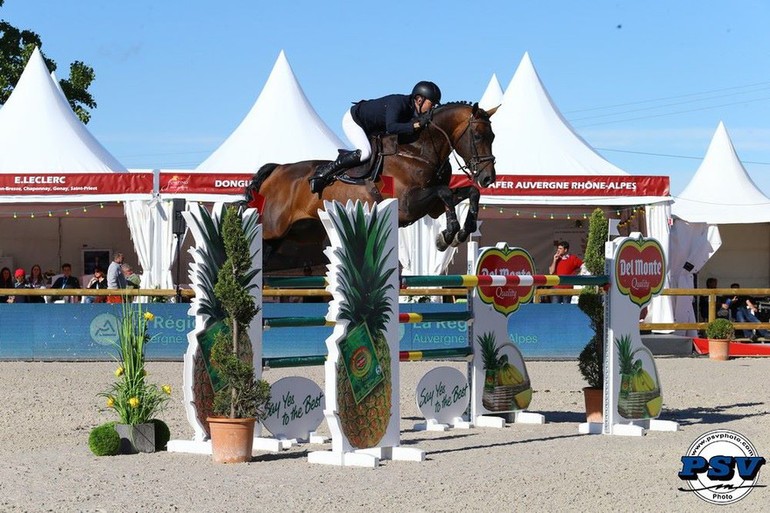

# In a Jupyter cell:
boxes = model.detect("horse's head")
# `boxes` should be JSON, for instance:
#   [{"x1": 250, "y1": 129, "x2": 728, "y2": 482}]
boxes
[{"x1": 431, "y1": 102, "x2": 497, "y2": 188}]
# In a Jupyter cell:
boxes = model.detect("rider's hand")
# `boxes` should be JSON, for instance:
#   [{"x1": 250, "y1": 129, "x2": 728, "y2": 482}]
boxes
[{"x1": 415, "y1": 111, "x2": 432, "y2": 129}]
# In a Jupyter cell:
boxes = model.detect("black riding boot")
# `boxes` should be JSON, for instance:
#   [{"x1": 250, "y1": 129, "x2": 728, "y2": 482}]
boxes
[{"x1": 309, "y1": 149, "x2": 362, "y2": 194}]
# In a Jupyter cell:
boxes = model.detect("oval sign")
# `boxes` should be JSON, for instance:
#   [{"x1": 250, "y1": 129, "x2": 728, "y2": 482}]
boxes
[
  {"x1": 615, "y1": 237, "x2": 665, "y2": 307},
  {"x1": 262, "y1": 377, "x2": 325, "y2": 440},
  {"x1": 476, "y1": 245, "x2": 536, "y2": 315},
  {"x1": 415, "y1": 366, "x2": 470, "y2": 424}
]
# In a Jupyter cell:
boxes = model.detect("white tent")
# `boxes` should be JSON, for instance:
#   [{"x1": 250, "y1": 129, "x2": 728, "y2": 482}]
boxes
[
  {"x1": 0, "y1": 47, "x2": 126, "y2": 176},
  {"x1": 0, "y1": 48, "x2": 176, "y2": 291},
  {"x1": 442, "y1": 53, "x2": 674, "y2": 325},
  {"x1": 196, "y1": 50, "x2": 344, "y2": 174},
  {"x1": 478, "y1": 74, "x2": 504, "y2": 111},
  {"x1": 670, "y1": 122, "x2": 770, "y2": 333}
]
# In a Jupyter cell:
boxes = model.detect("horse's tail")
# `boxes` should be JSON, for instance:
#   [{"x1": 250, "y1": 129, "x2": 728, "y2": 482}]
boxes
[{"x1": 243, "y1": 163, "x2": 279, "y2": 201}]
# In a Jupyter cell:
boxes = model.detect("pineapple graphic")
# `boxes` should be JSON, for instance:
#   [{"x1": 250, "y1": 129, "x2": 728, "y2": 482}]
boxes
[
  {"x1": 615, "y1": 334, "x2": 660, "y2": 418},
  {"x1": 186, "y1": 203, "x2": 261, "y2": 434},
  {"x1": 329, "y1": 202, "x2": 395, "y2": 449}
]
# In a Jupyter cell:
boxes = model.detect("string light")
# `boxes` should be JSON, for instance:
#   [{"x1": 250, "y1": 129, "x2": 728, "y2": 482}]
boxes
[
  {"x1": 48, "y1": 211, "x2": 52, "y2": 217},
  {"x1": 13, "y1": 213, "x2": 17, "y2": 219},
  {"x1": 82, "y1": 207, "x2": 87, "y2": 213},
  {"x1": 498, "y1": 207, "x2": 503, "y2": 214},
  {"x1": 99, "y1": 203, "x2": 104, "y2": 209},
  {"x1": 549, "y1": 213, "x2": 554, "y2": 220},
  {"x1": 30, "y1": 213, "x2": 34, "y2": 219},
  {"x1": 65, "y1": 210, "x2": 69, "y2": 215}
]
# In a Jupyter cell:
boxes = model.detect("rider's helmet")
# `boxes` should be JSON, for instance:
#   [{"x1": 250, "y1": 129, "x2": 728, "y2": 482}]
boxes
[{"x1": 411, "y1": 81, "x2": 442, "y2": 104}]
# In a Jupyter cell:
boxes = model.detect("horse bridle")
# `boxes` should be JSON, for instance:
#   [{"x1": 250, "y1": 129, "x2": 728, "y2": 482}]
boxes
[{"x1": 430, "y1": 113, "x2": 496, "y2": 182}]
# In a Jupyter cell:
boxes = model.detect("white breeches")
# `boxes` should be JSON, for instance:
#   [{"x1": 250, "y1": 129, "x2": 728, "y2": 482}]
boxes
[{"x1": 342, "y1": 108, "x2": 372, "y2": 161}]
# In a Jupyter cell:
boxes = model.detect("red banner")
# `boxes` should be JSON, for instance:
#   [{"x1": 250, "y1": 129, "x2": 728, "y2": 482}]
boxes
[
  {"x1": 0, "y1": 173, "x2": 153, "y2": 195},
  {"x1": 159, "y1": 173, "x2": 253, "y2": 195},
  {"x1": 450, "y1": 175, "x2": 669, "y2": 197}
]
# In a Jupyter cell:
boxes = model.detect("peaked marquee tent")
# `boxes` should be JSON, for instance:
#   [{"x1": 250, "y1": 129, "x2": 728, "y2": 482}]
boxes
[
  {"x1": 670, "y1": 122, "x2": 770, "y2": 333},
  {"x1": 195, "y1": 50, "x2": 344, "y2": 177},
  {"x1": 0, "y1": 48, "x2": 177, "y2": 290}
]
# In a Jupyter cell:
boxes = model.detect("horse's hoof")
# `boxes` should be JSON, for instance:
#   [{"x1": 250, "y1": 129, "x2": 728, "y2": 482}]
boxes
[
  {"x1": 452, "y1": 230, "x2": 468, "y2": 247},
  {"x1": 436, "y1": 233, "x2": 450, "y2": 252}
]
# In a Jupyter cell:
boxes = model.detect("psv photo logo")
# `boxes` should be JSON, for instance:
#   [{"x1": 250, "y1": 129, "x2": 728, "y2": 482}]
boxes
[{"x1": 678, "y1": 429, "x2": 766, "y2": 505}]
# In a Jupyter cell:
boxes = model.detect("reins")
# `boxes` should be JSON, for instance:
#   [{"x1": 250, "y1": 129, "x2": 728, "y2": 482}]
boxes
[{"x1": 428, "y1": 110, "x2": 495, "y2": 182}]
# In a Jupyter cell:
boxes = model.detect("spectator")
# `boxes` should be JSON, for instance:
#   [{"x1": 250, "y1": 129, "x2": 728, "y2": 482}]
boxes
[
  {"x1": 122, "y1": 264, "x2": 141, "y2": 289},
  {"x1": 8, "y1": 268, "x2": 30, "y2": 303},
  {"x1": 51, "y1": 263, "x2": 80, "y2": 303},
  {"x1": 548, "y1": 241, "x2": 583, "y2": 304},
  {"x1": 84, "y1": 267, "x2": 108, "y2": 303},
  {"x1": 0, "y1": 267, "x2": 13, "y2": 303},
  {"x1": 27, "y1": 264, "x2": 47, "y2": 304},
  {"x1": 727, "y1": 283, "x2": 770, "y2": 341},
  {"x1": 699, "y1": 277, "x2": 719, "y2": 321},
  {"x1": 107, "y1": 253, "x2": 127, "y2": 303}
]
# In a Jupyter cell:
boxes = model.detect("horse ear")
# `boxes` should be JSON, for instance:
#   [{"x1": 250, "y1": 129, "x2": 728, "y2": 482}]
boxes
[
  {"x1": 472, "y1": 102, "x2": 479, "y2": 117},
  {"x1": 486, "y1": 105, "x2": 500, "y2": 117}
]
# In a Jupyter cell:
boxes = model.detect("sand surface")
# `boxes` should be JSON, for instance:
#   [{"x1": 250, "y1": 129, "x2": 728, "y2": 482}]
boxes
[{"x1": 0, "y1": 356, "x2": 768, "y2": 512}]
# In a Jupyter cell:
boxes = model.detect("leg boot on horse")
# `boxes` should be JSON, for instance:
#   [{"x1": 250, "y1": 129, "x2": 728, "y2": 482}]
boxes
[{"x1": 308, "y1": 149, "x2": 362, "y2": 195}]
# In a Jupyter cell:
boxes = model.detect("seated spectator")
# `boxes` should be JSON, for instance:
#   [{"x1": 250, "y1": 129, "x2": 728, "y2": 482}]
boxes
[
  {"x1": 84, "y1": 267, "x2": 108, "y2": 303},
  {"x1": 27, "y1": 264, "x2": 47, "y2": 304},
  {"x1": 51, "y1": 263, "x2": 80, "y2": 303},
  {"x1": 727, "y1": 283, "x2": 770, "y2": 341},
  {"x1": 0, "y1": 267, "x2": 13, "y2": 303},
  {"x1": 8, "y1": 268, "x2": 31, "y2": 303}
]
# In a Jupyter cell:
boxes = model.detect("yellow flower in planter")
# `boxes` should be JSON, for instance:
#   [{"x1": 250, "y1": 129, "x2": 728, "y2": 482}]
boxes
[{"x1": 98, "y1": 303, "x2": 170, "y2": 426}]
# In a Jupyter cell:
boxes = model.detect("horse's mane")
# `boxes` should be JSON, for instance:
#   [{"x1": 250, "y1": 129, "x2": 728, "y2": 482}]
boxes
[{"x1": 433, "y1": 101, "x2": 475, "y2": 112}]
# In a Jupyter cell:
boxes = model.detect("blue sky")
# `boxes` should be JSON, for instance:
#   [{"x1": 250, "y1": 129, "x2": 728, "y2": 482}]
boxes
[{"x1": 3, "y1": 0, "x2": 770, "y2": 195}]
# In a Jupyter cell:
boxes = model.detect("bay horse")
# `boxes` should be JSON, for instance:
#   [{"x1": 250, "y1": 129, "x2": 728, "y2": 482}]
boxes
[{"x1": 244, "y1": 101, "x2": 497, "y2": 270}]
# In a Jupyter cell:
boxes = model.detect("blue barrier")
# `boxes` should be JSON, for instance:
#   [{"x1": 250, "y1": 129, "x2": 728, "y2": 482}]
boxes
[{"x1": 0, "y1": 302, "x2": 592, "y2": 360}]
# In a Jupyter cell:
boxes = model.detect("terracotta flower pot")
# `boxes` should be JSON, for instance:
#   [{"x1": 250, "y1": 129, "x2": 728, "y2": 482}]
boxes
[
  {"x1": 207, "y1": 416, "x2": 256, "y2": 463},
  {"x1": 708, "y1": 339, "x2": 731, "y2": 361},
  {"x1": 582, "y1": 387, "x2": 603, "y2": 423}
]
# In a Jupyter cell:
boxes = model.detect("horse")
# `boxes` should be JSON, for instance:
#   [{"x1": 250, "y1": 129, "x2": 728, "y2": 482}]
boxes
[{"x1": 244, "y1": 101, "x2": 497, "y2": 271}]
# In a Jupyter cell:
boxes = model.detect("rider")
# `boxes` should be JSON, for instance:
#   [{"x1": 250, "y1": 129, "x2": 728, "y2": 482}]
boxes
[{"x1": 308, "y1": 80, "x2": 442, "y2": 194}]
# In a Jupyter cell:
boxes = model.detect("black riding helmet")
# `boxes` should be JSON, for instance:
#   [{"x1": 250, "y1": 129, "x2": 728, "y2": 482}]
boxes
[{"x1": 411, "y1": 81, "x2": 441, "y2": 104}]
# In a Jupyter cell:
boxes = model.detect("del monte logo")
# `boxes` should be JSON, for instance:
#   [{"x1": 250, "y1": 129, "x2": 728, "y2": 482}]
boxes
[
  {"x1": 476, "y1": 244, "x2": 536, "y2": 316},
  {"x1": 615, "y1": 237, "x2": 665, "y2": 307}
]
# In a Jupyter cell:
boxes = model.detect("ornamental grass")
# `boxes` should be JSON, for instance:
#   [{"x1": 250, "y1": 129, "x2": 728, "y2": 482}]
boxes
[{"x1": 99, "y1": 303, "x2": 171, "y2": 425}]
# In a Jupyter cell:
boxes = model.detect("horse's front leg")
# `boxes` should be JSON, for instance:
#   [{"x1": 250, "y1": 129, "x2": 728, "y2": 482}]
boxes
[
  {"x1": 451, "y1": 185, "x2": 480, "y2": 246},
  {"x1": 435, "y1": 186, "x2": 460, "y2": 252}
]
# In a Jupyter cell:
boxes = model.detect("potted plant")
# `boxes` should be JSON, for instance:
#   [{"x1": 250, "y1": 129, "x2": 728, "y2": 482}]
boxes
[
  {"x1": 97, "y1": 303, "x2": 172, "y2": 454},
  {"x1": 577, "y1": 208, "x2": 608, "y2": 422},
  {"x1": 207, "y1": 205, "x2": 270, "y2": 464},
  {"x1": 705, "y1": 318, "x2": 734, "y2": 361}
]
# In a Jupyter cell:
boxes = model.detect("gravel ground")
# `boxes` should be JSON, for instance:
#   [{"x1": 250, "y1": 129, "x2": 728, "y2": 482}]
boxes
[{"x1": 0, "y1": 356, "x2": 768, "y2": 512}]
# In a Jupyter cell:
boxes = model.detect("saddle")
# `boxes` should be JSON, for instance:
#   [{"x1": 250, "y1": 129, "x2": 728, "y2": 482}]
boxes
[{"x1": 338, "y1": 134, "x2": 398, "y2": 185}]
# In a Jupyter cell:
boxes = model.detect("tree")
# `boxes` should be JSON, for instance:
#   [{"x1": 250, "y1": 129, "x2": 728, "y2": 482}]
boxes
[{"x1": 0, "y1": 1, "x2": 96, "y2": 123}]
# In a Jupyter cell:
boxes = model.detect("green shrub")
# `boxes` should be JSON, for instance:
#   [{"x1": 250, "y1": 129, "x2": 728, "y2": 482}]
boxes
[
  {"x1": 706, "y1": 318, "x2": 735, "y2": 340},
  {"x1": 88, "y1": 422, "x2": 120, "y2": 456},
  {"x1": 151, "y1": 418, "x2": 171, "y2": 451}
]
